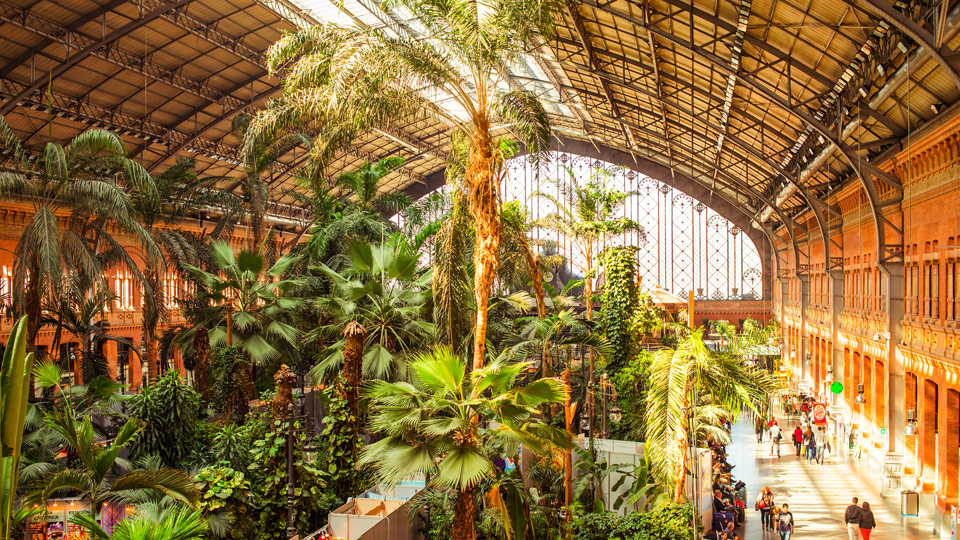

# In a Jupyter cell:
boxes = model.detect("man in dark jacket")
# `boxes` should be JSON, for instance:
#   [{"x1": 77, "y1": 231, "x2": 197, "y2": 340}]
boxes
[{"x1": 844, "y1": 496, "x2": 862, "y2": 540}]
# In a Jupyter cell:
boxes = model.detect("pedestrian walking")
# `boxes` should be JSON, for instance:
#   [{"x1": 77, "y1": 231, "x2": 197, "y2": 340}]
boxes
[
  {"x1": 756, "y1": 415, "x2": 765, "y2": 443},
  {"x1": 756, "y1": 486, "x2": 774, "y2": 531},
  {"x1": 792, "y1": 425, "x2": 803, "y2": 456},
  {"x1": 777, "y1": 503, "x2": 795, "y2": 540},
  {"x1": 859, "y1": 501, "x2": 876, "y2": 540},
  {"x1": 815, "y1": 426, "x2": 827, "y2": 464},
  {"x1": 805, "y1": 427, "x2": 817, "y2": 463},
  {"x1": 844, "y1": 496, "x2": 863, "y2": 540},
  {"x1": 770, "y1": 422, "x2": 781, "y2": 457}
]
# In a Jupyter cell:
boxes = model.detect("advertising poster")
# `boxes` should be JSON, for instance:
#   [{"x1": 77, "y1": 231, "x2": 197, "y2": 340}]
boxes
[{"x1": 812, "y1": 403, "x2": 828, "y2": 425}]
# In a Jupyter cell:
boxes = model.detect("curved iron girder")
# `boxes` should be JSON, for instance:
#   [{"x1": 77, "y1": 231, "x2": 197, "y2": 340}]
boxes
[
  {"x1": 145, "y1": 77, "x2": 276, "y2": 173},
  {"x1": 564, "y1": 67, "x2": 835, "y2": 262},
  {"x1": 0, "y1": 0, "x2": 196, "y2": 117},
  {"x1": 578, "y1": 1, "x2": 903, "y2": 268},
  {"x1": 847, "y1": 0, "x2": 960, "y2": 91}
]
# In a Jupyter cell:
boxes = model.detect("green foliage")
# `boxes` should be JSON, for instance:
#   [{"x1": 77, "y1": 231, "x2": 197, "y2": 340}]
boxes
[
  {"x1": 246, "y1": 419, "x2": 331, "y2": 540},
  {"x1": 127, "y1": 372, "x2": 201, "y2": 468},
  {"x1": 70, "y1": 505, "x2": 207, "y2": 540},
  {"x1": 210, "y1": 419, "x2": 268, "y2": 471},
  {"x1": 1, "y1": 316, "x2": 34, "y2": 540},
  {"x1": 182, "y1": 241, "x2": 303, "y2": 369},
  {"x1": 316, "y1": 386, "x2": 367, "y2": 500},
  {"x1": 631, "y1": 293, "x2": 665, "y2": 337},
  {"x1": 613, "y1": 503, "x2": 700, "y2": 540},
  {"x1": 609, "y1": 351, "x2": 653, "y2": 441},
  {"x1": 209, "y1": 347, "x2": 248, "y2": 422},
  {"x1": 571, "y1": 512, "x2": 620, "y2": 540},
  {"x1": 195, "y1": 464, "x2": 253, "y2": 539},
  {"x1": 573, "y1": 503, "x2": 699, "y2": 540},
  {"x1": 29, "y1": 362, "x2": 198, "y2": 515},
  {"x1": 599, "y1": 247, "x2": 638, "y2": 374}
]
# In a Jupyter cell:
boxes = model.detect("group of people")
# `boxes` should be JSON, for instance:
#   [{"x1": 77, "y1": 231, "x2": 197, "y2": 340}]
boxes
[
  {"x1": 709, "y1": 436, "x2": 747, "y2": 540},
  {"x1": 754, "y1": 486, "x2": 794, "y2": 539}
]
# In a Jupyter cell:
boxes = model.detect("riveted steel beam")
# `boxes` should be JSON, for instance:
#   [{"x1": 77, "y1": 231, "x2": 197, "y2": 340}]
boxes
[
  {"x1": 0, "y1": 0, "x2": 197, "y2": 117},
  {"x1": 0, "y1": 2, "x2": 250, "y2": 111}
]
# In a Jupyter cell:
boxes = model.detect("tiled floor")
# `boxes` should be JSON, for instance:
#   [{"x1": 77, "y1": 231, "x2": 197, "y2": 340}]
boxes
[{"x1": 725, "y1": 416, "x2": 940, "y2": 539}]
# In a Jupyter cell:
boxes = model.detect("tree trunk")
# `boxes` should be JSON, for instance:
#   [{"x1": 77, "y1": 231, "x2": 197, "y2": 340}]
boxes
[
  {"x1": 584, "y1": 245, "x2": 595, "y2": 440},
  {"x1": 193, "y1": 327, "x2": 210, "y2": 400},
  {"x1": 143, "y1": 260, "x2": 162, "y2": 385},
  {"x1": 25, "y1": 262, "x2": 42, "y2": 398},
  {"x1": 341, "y1": 321, "x2": 367, "y2": 460},
  {"x1": 519, "y1": 239, "x2": 547, "y2": 319},
  {"x1": 452, "y1": 485, "x2": 477, "y2": 540},
  {"x1": 675, "y1": 410, "x2": 689, "y2": 503},
  {"x1": 466, "y1": 124, "x2": 501, "y2": 370},
  {"x1": 562, "y1": 368, "x2": 575, "y2": 540}
]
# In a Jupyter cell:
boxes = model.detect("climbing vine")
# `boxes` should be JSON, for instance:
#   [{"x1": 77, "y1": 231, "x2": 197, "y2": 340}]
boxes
[{"x1": 599, "y1": 247, "x2": 638, "y2": 374}]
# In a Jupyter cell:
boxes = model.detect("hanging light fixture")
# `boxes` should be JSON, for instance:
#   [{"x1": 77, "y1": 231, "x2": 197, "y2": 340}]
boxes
[
  {"x1": 905, "y1": 409, "x2": 918, "y2": 436},
  {"x1": 855, "y1": 383, "x2": 865, "y2": 404}
]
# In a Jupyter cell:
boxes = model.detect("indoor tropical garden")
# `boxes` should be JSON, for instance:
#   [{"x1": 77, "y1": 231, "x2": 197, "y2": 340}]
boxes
[{"x1": 0, "y1": 0, "x2": 789, "y2": 539}]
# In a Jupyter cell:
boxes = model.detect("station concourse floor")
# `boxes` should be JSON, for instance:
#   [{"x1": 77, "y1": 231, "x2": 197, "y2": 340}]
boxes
[{"x1": 725, "y1": 416, "x2": 939, "y2": 539}]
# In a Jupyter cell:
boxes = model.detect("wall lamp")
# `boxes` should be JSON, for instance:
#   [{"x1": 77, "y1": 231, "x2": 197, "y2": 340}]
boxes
[
  {"x1": 854, "y1": 383, "x2": 865, "y2": 404},
  {"x1": 905, "y1": 409, "x2": 917, "y2": 436}
]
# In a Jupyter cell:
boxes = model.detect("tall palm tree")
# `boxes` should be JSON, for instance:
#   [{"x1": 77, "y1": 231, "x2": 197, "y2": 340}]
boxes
[
  {"x1": 309, "y1": 235, "x2": 433, "y2": 461},
  {"x1": 499, "y1": 201, "x2": 562, "y2": 318},
  {"x1": 360, "y1": 347, "x2": 568, "y2": 540},
  {"x1": 133, "y1": 156, "x2": 242, "y2": 384},
  {"x1": 532, "y1": 165, "x2": 644, "y2": 322},
  {"x1": 0, "y1": 117, "x2": 159, "y2": 362},
  {"x1": 249, "y1": 0, "x2": 563, "y2": 369},
  {"x1": 644, "y1": 330, "x2": 775, "y2": 502}
]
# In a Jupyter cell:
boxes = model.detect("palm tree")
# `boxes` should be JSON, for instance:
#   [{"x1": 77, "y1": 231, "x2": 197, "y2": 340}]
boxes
[
  {"x1": 532, "y1": 165, "x2": 644, "y2": 322},
  {"x1": 133, "y1": 157, "x2": 243, "y2": 385},
  {"x1": 28, "y1": 363, "x2": 198, "y2": 517},
  {"x1": 0, "y1": 117, "x2": 159, "y2": 362},
  {"x1": 299, "y1": 157, "x2": 410, "y2": 269},
  {"x1": 504, "y1": 309, "x2": 611, "y2": 379},
  {"x1": 250, "y1": 0, "x2": 563, "y2": 370},
  {"x1": 69, "y1": 505, "x2": 207, "y2": 540},
  {"x1": 360, "y1": 347, "x2": 568, "y2": 540},
  {"x1": 644, "y1": 330, "x2": 775, "y2": 502},
  {"x1": 311, "y1": 235, "x2": 434, "y2": 383},
  {"x1": 180, "y1": 241, "x2": 303, "y2": 398},
  {"x1": 310, "y1": 235, "x2": 434, "y2": 459},
  {"x1": 500, "y1": 201, "x2": 562, "y2": 318}
]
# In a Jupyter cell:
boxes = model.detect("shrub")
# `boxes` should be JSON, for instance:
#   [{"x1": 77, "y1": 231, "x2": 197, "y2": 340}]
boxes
[
  {"x1": 572, "y1": 512, "x2": 620, "y2": 540},
  {"x1": 127, "y1": 371, "x2": 201, "y2": 468},
  {"x1": 195, "y1": 464, "x2": 253, "y2": 539},
  {"x1": 210, "y1": 346, "x2": 249, "y2": 421},
  {"x1": 612, "y1": 503, "x2": 700, "y2": 540}
]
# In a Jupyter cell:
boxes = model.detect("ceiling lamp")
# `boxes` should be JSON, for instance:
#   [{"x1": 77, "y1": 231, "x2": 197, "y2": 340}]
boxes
[{"x1": 905, "y1": 409, "x2": 917, "y2": 436}]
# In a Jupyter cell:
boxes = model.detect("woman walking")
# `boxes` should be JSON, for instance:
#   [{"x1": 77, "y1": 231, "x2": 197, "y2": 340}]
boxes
[
  {"x1": 777, "y1": 503, "x2": 795, "y2": 540},
  {"x1": 792, "y1": 424, "x2": 803, "y2": 456},
  {"x1": 859, "y1": 501, "x2": 877, "y2": 540},
  {"x1": 757, "y1": 486, "x2": 774, "y2": 531}
]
